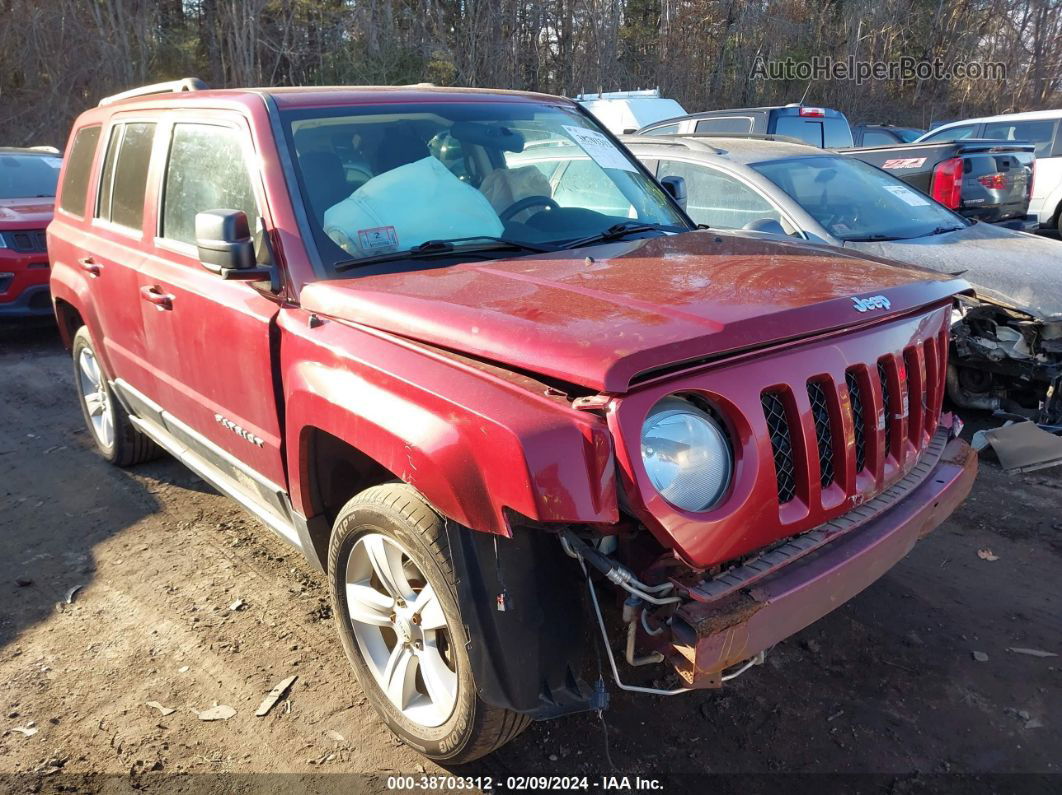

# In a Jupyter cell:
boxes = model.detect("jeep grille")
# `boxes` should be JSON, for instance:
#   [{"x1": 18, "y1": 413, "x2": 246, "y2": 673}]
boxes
[{"x1": 760, "y1": 330, "x2": 947, "y2": 505}]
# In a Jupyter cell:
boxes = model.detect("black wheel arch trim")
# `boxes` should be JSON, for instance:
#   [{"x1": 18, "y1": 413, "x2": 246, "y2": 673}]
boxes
[{"x1": 442, "y1": 519, "x2": 597, "y2": 719}]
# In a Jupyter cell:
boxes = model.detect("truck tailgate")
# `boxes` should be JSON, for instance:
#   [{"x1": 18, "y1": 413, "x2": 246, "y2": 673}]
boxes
[{"x1": 842, "y1": 140, "x2": 1035, "y2": 224}]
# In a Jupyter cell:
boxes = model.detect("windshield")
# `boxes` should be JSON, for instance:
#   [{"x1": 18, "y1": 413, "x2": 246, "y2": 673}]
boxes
[
  {"x1": 751, "y1": 155, "x2": 966, "y2": 241},
  {"x1": 281, "y1": 102, "x2": 688, "y2": 272},
  {"x1": 0, "y1": 153, "x2": 61, "y2": 199}
]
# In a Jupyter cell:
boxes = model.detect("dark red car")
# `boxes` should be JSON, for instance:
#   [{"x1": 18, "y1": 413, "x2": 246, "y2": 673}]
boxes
[
  {"x1": 48, "y1": 80, "x2": 977, "y2": 762},
  {"x1": 0, "y1": 147, "x2": 61, "y2": 318}
]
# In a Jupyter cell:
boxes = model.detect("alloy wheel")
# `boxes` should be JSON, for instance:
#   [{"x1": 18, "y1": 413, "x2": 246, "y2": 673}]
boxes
[
  {"x1": 78, "y1": 347, "x2": 114, "y2": 449},
  {"x1": 344, "y1": 533, "x2": 458, "y2": 728}
]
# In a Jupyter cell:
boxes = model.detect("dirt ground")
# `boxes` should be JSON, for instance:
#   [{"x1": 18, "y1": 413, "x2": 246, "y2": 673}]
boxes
[{"x1": 0, "y1": 322, "x2": 1058, "y2": 794}]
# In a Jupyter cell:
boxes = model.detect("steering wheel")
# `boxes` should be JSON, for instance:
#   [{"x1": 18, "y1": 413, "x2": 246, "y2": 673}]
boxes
[
  {"x1": 499, "y1": 195, "x2": 560, "y2": 223},
  {"x1": 820, "y1": 204, "x2": 860, "y2": 231}
]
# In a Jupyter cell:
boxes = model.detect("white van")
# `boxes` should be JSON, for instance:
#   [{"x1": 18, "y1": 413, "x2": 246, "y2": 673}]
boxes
[
  {"x1": 916, "y1": 110, "x2": 1062, "y2": 233},
  {"x1": 575, "y1": 90, "x2": 686, "y2": 136}
]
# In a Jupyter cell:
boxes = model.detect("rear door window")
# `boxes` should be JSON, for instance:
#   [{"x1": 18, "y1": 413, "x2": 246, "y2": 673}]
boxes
[
  {"x1": 694, "y1": 117, "x2": 754, "y2": 134},
  {"x1": 96, "y1": 122, "x2": 156, "y2": 231},
  {"x1": 983, "y1": 119, "x2": 1058, "y2": 158},
  {"x1": 58, "y1": 126, "x2": 101, "y2": 217},
  {"x1": 161, "y1": 123, "x2": 259, "y2": 246}
]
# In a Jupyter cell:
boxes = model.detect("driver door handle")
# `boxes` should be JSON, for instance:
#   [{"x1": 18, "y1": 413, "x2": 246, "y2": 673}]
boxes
[
  {"x1": 140, "y1": 285, "x2": 174, "y2": 311},
  {"x1": 78, "y1": 257, "x2": 102, "y2": 277}
]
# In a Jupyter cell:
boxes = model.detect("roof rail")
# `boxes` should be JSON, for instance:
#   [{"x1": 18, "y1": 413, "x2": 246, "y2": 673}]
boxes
[
  {"x1": 99, "y1": 78, "x2": 208, "y2": 107},
  {"x1": 680, "y1": 132, "x2": 808, "y2": 146},
  {"x1": 618, "y1": 134, "x2": 725, "y2": 155}
]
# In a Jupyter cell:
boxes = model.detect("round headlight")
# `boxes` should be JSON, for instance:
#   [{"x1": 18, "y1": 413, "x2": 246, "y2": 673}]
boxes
[{"x1": 640, "y1": 397, "x2": 732, "y2": 512}]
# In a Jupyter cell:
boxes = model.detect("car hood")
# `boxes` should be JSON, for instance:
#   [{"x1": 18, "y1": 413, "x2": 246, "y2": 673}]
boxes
[
  {"x1": 0, "y1": 197, "x2": 54, "y2": 227},
  {"x1": 301, "y1": 231, "x2": 967, "y2": 393},
  {"x1": 844, "y1": 221, "x2": 1062, "y2": 321}
]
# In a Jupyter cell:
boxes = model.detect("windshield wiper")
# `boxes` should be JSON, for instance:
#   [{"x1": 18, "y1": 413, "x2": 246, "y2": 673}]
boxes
[
  {"x1": 334, "y1": 236, "x2": 552, "y2": 272},
  {"x1": 561, "y1": 221, "x2": 676, "y2": 250},
  {"x1": 843, "y1": 233, "x2": 906, "y2": 242},
  {"x1": 926, "y1": 225, "x2": 964, "y2": 236}
]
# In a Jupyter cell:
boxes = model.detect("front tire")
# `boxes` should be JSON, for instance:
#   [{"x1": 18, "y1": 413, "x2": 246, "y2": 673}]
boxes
[
  {"x1": 72, "y1": 326, "x2": 159, "y2": 467},
  {"x1": 328, "y1": 483, "x2": 530, "y2": 762}
]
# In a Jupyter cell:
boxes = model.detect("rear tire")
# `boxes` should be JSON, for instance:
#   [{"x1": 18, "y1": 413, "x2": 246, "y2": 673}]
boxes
[
  {"x1": 72, "y1": 326, "x2": 159, "y2": 467},
  {"x1": 328, "y1": 483, "x2": 530, "y2": 762}
]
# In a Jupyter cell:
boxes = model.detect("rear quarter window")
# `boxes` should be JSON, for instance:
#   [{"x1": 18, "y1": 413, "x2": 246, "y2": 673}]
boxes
[
  {"x1": 694, "y1": 117, "x2": 754, "y2": 134},
  {"x1": 58, "y1": 126, "x2": 101, "y2": 217}
]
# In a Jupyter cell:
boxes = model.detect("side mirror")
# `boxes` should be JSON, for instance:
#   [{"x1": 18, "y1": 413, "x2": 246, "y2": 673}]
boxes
[
  {"x1": 742, "y1": 218, "x2": 788, "y2": 236},
  {"x1": 196, "y1": 210, "x2": 255, "y2": 274},
  {"x1": 660, "y1": 175, "x2": 688, "y2": 210}
]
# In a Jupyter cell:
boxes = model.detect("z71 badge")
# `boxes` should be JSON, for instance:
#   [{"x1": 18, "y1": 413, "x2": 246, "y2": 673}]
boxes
[
  {"x1": 852, "y1": 295, "x2": 891, "y2": 312},
  {"x1": 881, "y1": 157, "x2": 927, "y2": 169}
]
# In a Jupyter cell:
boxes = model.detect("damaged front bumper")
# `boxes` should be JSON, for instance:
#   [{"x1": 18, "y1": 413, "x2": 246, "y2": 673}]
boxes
[{"x1": 652, "y1": 430, "x2": 977, "y2": 688}]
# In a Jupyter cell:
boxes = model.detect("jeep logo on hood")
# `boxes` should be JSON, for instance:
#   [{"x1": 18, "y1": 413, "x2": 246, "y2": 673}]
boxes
[{"x1": 852, "y1": 295, "x2": 891, "y2": 312}]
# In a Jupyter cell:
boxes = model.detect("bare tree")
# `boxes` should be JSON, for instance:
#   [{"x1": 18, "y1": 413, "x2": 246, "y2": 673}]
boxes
[{"x1": 0, "y1": 0, "x2": 1058, "y2": 146}]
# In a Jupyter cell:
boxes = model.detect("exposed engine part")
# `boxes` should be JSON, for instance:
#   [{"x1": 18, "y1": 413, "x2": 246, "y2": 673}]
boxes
[
  {"x1": 950, "y1": 300, "x2": 1062, "y2": 424},
  {"x1": 574, "y1": 542, "x2": 766, "y2": 696},
  {"x1": 596, "y1": 535, "x2": 618, "y2": 556},
  {"x1": 946, "y1": 364, "x2": 1002, "y2": 411},
  {"x1": 625, "y1": 614, "x2": 665, "y2": 667},
  {"x1": 560, "y1": 530, "x2": 682, "y2": 605},
  {"x1": 641, "y1": 607, "x2": 666, "y2": 637}
]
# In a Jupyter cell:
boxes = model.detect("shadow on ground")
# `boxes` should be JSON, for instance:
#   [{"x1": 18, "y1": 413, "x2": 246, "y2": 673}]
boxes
[{"x1": 0, "y1": 325, "x2": 214, "y2": 649}]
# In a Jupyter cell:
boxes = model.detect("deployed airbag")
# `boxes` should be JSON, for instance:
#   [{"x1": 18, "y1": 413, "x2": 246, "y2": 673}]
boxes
[{"x1": 323, "y1": 156, "x2": 504, "y2": 256}]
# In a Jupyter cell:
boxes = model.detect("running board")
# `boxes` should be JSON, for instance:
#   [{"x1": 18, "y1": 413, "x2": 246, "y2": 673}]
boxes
[{"x1": 127, "y1": 412, "x2": 304, "y2": 550}]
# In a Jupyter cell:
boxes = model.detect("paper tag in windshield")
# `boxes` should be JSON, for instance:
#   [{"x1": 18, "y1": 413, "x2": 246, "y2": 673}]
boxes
[
  {"x1": 562, "y1": 126, "x2": 638, "y2": 172},
  {"x1": 357, "y1": 225, "x2": 399, "y2": 252},
  {"x1": 43, "y1": 158, "x2": 62, "y2": 168},
  {"x1": 883, "y1": 184, "x2": 931, "y2": 207}
]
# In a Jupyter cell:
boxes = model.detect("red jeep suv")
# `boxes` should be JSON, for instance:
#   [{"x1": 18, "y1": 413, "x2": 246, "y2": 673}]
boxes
[
  {"x1": 1, "y1": 147, "x2": 62, "y2": 318},
  {"x1": 48, "y1": 79, "x2": 977, "y2": 762}
]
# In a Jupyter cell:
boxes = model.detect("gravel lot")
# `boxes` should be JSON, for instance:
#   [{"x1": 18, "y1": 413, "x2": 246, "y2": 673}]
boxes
[{"x1": 0, "y1": 322, "x2": 1058, "y2": 793}]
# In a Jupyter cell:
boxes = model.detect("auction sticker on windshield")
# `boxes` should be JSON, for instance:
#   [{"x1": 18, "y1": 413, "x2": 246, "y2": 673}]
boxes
[
  {"x1": 358, "y1": 225, "x2": 399, "y2": 251},
  {"x1": 563, "y1": 126, "x2": 638, "y2": 172},
  {"x1": 883, "y1": 184, "x2": 931, "y2": 207}
]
